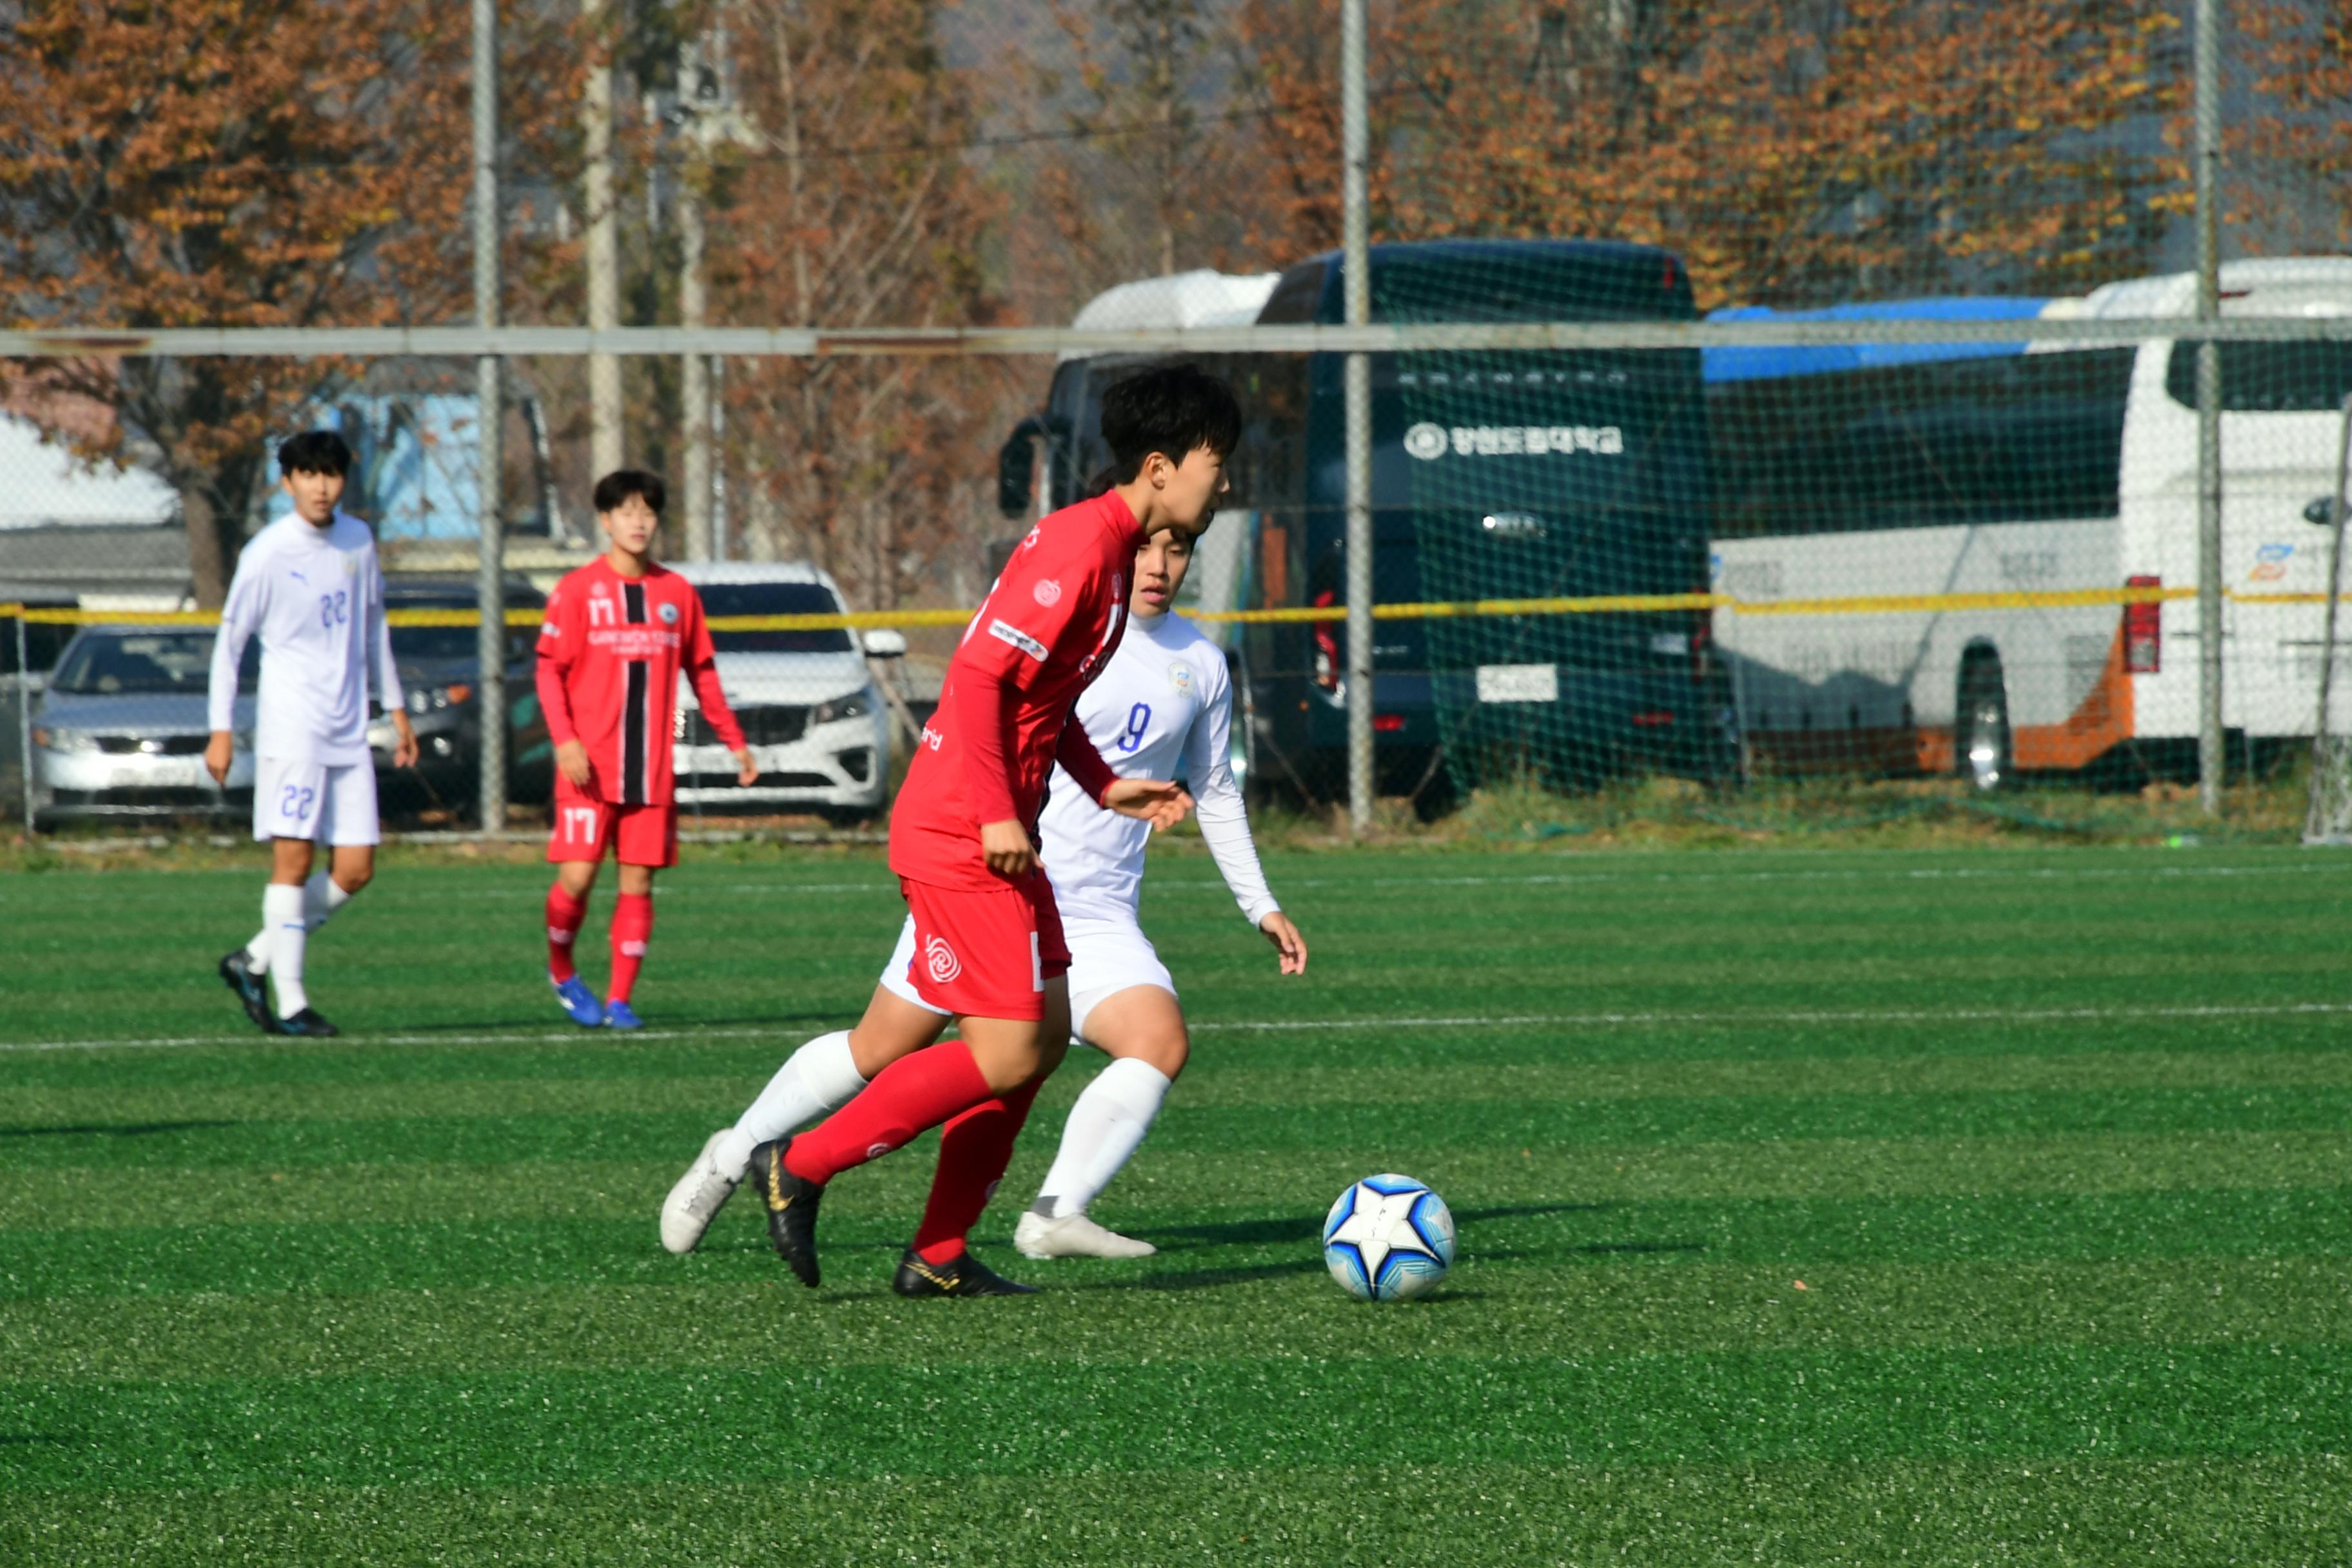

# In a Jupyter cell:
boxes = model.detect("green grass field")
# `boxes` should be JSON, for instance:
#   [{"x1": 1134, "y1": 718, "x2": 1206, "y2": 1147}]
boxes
[{"x1": 4, "y1": 841, "x2": 2351, "y2": 1564}]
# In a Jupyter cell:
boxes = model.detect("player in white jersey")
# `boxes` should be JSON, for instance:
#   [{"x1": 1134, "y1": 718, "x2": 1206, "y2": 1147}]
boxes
[
  {"x1": 207, "y1": 431, "x2": 416, "y2": 1037},
  {"x1": 660, "y1": 522, "x2": 1306, "y2": 1260}
]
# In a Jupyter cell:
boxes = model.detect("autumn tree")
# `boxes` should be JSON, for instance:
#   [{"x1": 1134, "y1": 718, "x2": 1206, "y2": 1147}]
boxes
[
  {"x1": 0, "y1": 0, "x2": 578, "y2": 603},
  {"x1": 2234, "y1": 1, "x2": 2352, "y2": 253},
  {"x1": 1228, "y1": 0, "x2": 2185, "y2": 309},
  {"x1": 711, "y1": 0, "x2": 1009, "y2": 608}
]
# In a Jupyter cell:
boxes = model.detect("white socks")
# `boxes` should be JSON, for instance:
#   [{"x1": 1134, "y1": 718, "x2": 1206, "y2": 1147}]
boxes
[
  {"x1": 725, "y1": 1030, "x2": 868, "y2": 1173},
  {"x1": 1034, "y1": 1057, "x2": 1172, "y2": 1219},
  {"x1": 244, "y1": 874, "x2": 354, "y2": 972},
  {"x1": 248, "y1": 874, "x2": 356, "y2": 1017},
  {"x1": 261, "y1": 883, "x2": 309, "y2": 1017}
]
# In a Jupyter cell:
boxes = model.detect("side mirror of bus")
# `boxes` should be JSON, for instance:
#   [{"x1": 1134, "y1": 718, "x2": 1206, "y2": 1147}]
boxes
[
  {"x1": 998, "y1": 417, "x2": 1045, "y2": 518},
  {"x1": 861, "y1": 629, "x2": 908, "y2": 659},
  {"x1": 2306, "y1": 496, "x2": 2344, "y2": 527}
]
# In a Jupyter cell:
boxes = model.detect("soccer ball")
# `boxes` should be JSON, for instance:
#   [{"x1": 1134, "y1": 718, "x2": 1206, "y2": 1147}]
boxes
[{"x1": 1322, "y1": 1173, "x2": 1455, "y2": 1301}]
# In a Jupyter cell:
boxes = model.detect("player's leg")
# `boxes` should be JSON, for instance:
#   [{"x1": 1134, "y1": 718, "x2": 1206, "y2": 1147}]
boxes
[
  {"x1": 545, "y1": 782, "x2": 610, "y2": 1026},
  {"x1": 658, "y1": 970, "x2": 948, "y2": 1255},
  {"x1": 752, "y1": 877, "x2": 1064, "y2": 1288},
  {"x1": 599, "y1": 805, "x2": 674, "y2": 1028},
  {"x1": 268, "y1": 760, "x2": 377, "y2": 1037},
  {"x1": 1017, "y1": 981, "x2": 1185, "y2": 1261}
]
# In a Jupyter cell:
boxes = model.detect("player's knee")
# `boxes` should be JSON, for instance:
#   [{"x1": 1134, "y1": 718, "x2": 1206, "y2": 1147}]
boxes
[{"x1": 335, "y1": 863, "x2": 373, "y2": 896}]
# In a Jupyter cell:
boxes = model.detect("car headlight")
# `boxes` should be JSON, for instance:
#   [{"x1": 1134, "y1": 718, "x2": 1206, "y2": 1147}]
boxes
[
  {"x1": 811, "y1": 690, "x2": 874, "y2": 727},
  {"x1": 406, "y1": 683, "x2": 473, "y2": 714},
  {"x1": 30, "y1": 725, "x2": 97, "y2": 753}
]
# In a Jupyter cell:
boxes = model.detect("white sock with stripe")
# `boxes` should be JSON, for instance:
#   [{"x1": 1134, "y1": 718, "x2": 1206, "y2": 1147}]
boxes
[
  {"x1": 1034, "y1": 1058, "x2": 1172, "y2": 1219},
  {"x1": 245, "y1": 873, "x2": 352, "y2": 971},
  {"x1": 263, "y1": 883, "x2": 310, "y2": 1017}
]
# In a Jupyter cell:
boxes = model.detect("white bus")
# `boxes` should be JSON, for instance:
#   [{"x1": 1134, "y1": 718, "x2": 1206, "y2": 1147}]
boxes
[{"x1": 1706, "y1": 258, "x2": 2352, "y2": 787}]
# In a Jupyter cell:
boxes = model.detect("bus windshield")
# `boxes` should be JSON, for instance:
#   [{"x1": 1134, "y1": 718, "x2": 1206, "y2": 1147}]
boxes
[{"x1": 698, "y1": 583, "x2": 856, "y2": 654}]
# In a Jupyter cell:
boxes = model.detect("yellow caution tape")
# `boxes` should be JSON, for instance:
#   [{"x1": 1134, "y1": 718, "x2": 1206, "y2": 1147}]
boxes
[{"x1": 0, "y1": 582, "x2": 2309, "y2": 633}]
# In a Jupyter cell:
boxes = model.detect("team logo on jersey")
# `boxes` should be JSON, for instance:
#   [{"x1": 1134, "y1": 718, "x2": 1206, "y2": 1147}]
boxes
[
  {"x1": 925, "y1": 936, "x2": 962, "y2": 984},
  {"x1": 1033, "y1": 578, "x2": 1063, "y2": 607},
  {"x1": 1168, "y1": 662, "x2": 1195, "y2": 696},
  {"x1": 658, "y1": 601, "x2": 680, "y2": 624}
]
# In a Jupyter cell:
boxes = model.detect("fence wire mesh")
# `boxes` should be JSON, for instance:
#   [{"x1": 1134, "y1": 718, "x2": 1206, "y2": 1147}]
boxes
[{"x1": 7, "y1": 1, "x2": 2352, "y2": 834}]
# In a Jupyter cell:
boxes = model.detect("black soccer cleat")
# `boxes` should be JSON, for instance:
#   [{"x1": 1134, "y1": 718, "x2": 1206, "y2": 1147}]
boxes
[
  {"x1": 219, "y1": 949, "x2": 277, "y2": 1035},
  {"x1": 748, "y1": 1139, "x2": 825, "y2": 1288},
  {"x1": 274, "y1": 1007, "x2": 340, "y2": 1039},
  {"x1": 891, "y1": 1246, "x2": 1039, "y2": 1298}
]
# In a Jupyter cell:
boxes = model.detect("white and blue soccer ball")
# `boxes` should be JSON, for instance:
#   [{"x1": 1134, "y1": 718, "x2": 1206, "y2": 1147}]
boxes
[{"x1": 1322, "y1": 1173, "x2": 1455, "y2": 1301}]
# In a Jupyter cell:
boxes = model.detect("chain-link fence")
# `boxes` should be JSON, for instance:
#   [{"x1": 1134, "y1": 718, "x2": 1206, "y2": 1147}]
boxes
[{"x1": 7, "y1": 1, "x2": 2352, "y2": 835}]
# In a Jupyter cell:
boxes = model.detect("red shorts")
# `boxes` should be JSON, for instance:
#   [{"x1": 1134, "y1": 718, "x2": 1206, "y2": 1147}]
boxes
[
  {"x1": 547, "y1": 781, "x2": 677, "y2": 868},
  {"x1": 899, "y1": 872, "x2": 1069, "y2": 1021}
]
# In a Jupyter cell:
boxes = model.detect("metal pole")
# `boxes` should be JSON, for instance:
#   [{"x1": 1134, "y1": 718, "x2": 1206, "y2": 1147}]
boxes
[
  {"x1": 15, "y1": 614, "x2": 35, "y2": 834},
  {"x1": 1341, "y1": 0, "x2": 1373, "y2": 835},
  {"x1": 680, "y1": 158, "x2": 712, "y2": 562},
  {"x1": 2306, "y1": 393, "x2": 2352, "y2": 842},
  {"x1": 2194, "y1": 0, "x2": 2224, "y2": 814},
  {"x1": 474, "y1": 0, "x2": 507, "y2": 832},
  {"x1": 583, "y1": 0, "x2": 623, "y2": 478}
]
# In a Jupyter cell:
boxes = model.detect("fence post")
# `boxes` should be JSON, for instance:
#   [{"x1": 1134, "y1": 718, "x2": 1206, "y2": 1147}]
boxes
[
  {"x1": 1341, "y1": 0, "x2": 1373, "y2": 835},
  {"x1": 15, "y1": 614, "x2": 34, "y2": 836},
  {"x1": 473, "y1": 0, "x2": 507, "y2": 833},
  {"x1": 2194, "y1": 0, "x2": 2224, "y2": 816}
]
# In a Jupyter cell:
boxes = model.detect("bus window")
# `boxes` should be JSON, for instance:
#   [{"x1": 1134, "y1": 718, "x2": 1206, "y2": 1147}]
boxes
[{"x1": 2164, "y1": 340, "x2": 2352, "y2": 412}]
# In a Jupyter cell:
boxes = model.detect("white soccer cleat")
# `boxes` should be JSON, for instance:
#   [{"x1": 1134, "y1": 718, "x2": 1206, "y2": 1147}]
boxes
[
  {"x1": 660, "y1": 1129, "x2": 745, "y2": 1255},
  {"x1": 1014, "y1": 1208, "x2": 1157, "y2": 1260}
]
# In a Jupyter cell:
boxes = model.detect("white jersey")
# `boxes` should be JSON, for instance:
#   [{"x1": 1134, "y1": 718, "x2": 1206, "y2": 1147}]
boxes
[
  {"x1": 1038, "y1": 609, "x2": 1278, "y2": 928},
  {"x1": 208, "y1": 511, "x2": 401, "y2": 766}
]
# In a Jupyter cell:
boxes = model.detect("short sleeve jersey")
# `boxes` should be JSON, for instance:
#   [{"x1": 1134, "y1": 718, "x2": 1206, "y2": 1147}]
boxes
[
  {"x1": 535, "y1": 558, "x2": 732, "y2": 806},
  {"x1": 207, "y1": 511, "x2": 400, "y2": 767},
  {"x1": 888, "y1": 490, "x2": 1144, "y2": 890}
]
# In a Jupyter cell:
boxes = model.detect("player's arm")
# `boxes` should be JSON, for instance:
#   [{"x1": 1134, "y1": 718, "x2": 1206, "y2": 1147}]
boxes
[
  {"x1": 204, "y1": 551, "x2": 264, "y2": 785},
  {"x1": 1056, "y1": 716, "x2": 1191, "y2": 831},
  {"x1": 1184, "y1": 662, "x2": 1304, "y2": 975},
  {"x1": 682, "y1": 597, "x2": 757, "y2": 787},
  {"x1": 535, "y1": 589, "x2": 592, "y2": 790},
  {"x1": 367, "y1": 553, "x2": 417, "y2": 769}
]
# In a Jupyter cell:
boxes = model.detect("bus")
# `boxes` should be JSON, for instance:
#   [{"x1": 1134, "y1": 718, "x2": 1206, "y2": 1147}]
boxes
[
  {"x1": 1704, "y1": 258, "x2": 2352, "y2": 787},
  {"x1": 998, "y1": 239, "x2": 1729, "y2": 807}
]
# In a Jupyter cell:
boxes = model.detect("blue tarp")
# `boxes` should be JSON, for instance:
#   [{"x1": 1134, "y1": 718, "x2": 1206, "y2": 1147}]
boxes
[{"x1": 1701, "y1": 297, "x2": 2050, "y2": 384}]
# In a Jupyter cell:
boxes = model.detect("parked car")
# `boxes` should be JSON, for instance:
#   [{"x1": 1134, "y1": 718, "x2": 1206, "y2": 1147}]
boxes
[
  {"x1": 668, "y1": 562, "x2": 903, "y2": 821},
  {"x1": 28, "y1": 624, "x2": 257, "y2": 826},
  {"x1": 365, "y1": 577, "x2": 554, "y2": 812}
]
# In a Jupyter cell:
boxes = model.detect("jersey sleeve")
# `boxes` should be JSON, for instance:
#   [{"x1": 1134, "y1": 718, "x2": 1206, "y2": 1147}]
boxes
[
  {"x1": 208, "y1": 542, "x2": 265, "y2": 735},
  {"x1": 958, "y1": 536, "x2": 1116, "y2": 694},
  {"x1": 364, "y1": 549, "x2": 402, "y2": 713},
  {"x1": 1054, "y1": 705, "x2": 1119, "y2": 805},
  {"x1": 534, "y1": 585, "x2": 580, "y2": 745},
  {"x1": 681, "y1": 593, "x2": 747, "y2": 751},
  {"x1": 1183, "y1": 656, "x2": 1280, "y2": 926}
]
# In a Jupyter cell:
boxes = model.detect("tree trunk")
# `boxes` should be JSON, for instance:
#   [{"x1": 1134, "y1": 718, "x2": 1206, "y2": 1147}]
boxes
[{"x1": 182, "y1": 480, "x2": 233, "y2": 609}]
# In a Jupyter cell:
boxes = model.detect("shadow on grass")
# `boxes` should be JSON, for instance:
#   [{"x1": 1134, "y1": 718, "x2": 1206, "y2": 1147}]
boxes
[
  {"x1": 0, "y1": 1121, "x2": 237, "y2": 1140},
  {"x1": 374, "y1": 1011, "x2": 843, "y2": 1037},
  {"x1": 1148, "y1": 1200, "x2": 1618, "y2": 1252}
]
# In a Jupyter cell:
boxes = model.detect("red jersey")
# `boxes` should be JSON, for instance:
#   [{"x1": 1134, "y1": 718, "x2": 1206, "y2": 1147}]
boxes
[
  {"x1": 889, "y1": 490, "x2": 1141, "y2": 890},
  {"x1": 534, "y1": 558, "x2": 745, "y2": 807}
]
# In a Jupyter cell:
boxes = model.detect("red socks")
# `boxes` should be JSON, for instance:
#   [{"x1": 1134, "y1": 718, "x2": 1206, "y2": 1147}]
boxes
[
  {"x1": 545, "y1": 886, "x2": 589, "y2": 982},
  {"x1": 784, "y1": 1042, "x2": 992, "y2": 1186},
  {"x1": 607, "y1": 892, "x2": 652, "y2": 1003},
  {"x1": 912, "y1": 1077, "x2": 1044, "y2": 1264}
]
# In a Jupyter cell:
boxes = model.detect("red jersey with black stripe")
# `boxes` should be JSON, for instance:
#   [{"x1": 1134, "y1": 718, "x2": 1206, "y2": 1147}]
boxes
[
  {"x1": 534, "y1": 558, "x2": 744, "y2": 807},
  {"x1": 888, "y1": 490, "x2": 1142, "y2": 891}
]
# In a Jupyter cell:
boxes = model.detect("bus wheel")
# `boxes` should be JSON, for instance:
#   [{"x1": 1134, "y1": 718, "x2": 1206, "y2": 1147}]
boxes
[{"x1": 1955, "y1": 654, "x2": 2012, "y2": 792}]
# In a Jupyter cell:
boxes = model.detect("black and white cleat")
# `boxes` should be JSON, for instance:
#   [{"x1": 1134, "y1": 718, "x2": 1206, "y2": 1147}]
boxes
[
  {"x1": 890, "y1": 1246, "x2": 1039, "y2": 1298},
  {"x1": 274, "y1": 1007, "x2": 341, "y2": 1039},
  {"x1": 219, "y1": 950, "x2": 277, "y2": 1035}
]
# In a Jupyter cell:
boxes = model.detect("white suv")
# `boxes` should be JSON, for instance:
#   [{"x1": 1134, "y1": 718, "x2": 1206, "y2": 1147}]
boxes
[{"x1": 669, "y1": 562, "x2": 902, "y2": 821}]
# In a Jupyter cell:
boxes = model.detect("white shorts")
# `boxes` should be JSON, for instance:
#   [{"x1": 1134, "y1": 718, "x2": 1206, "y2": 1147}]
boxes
[
  {"x1": 877, "y1": 908, "x2": 1175, "y2": 1041},
  {"x1": 252, "y1": 756, "x2": 380, "y2": 846}
]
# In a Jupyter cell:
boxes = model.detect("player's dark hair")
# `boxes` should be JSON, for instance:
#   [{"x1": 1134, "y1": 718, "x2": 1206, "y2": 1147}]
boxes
[
  {"x1": 278, "y1": 430, "x2": 353, "y2": 478},
  {"x1": 1099, "y1": 363, "x2": 1240, "y2": 484},
  {"x1": 593, "y1": 469, "x2": 667, "y2": 516}
]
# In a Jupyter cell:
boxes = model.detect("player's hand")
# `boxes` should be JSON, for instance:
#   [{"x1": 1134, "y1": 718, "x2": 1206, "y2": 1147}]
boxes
[
  {"x1": 732, "y1": 747, "x2": 759, "y2": 787},
  {"x1": 204, "y1": 730, "x2": 235, "y2": 787},
  {"x1": 555, "y1": 738, "x2": 593, "y2": 789},
  {"x1": 980, "y1": 818, "x2": 1037, "y2": 878},
  {"x1": 390, "y1": 710, "x2": 419, "y2": 770},
  {"x1": 1260, "y1": 911, "x2": 1308, "y2": 975},
  {"x1": 1104, "y1": 778, "x2": 1193, "y2": 832}
]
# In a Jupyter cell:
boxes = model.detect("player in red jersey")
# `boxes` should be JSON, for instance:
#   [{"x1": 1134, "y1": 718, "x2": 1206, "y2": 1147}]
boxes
[
  {"x1": 700, "y1": 366, "x2": 1238, "y2": 1295},
  {"x1": 536, "y1": 469, "x2": 756, "y2": 1029}
]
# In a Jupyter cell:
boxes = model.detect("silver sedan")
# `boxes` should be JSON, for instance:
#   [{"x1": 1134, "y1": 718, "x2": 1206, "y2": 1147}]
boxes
[{"x1": 29, "y1": 626, "x2": 255, "y2": 826}]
